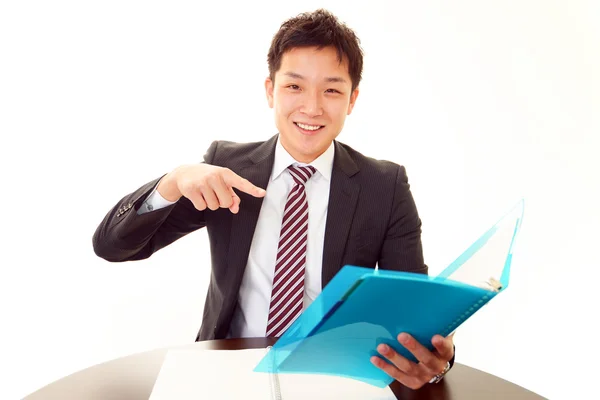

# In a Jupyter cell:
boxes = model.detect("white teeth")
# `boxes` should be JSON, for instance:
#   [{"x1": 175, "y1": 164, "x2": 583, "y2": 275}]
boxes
[{"x1": 296, "y1": 123, "x2": 322, "y2": 131}]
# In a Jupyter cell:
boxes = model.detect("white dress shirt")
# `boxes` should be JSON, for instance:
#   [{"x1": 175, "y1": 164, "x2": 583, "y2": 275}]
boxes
[{"x1": 139, "y1": 138, "x2": 334, "y2": 338}]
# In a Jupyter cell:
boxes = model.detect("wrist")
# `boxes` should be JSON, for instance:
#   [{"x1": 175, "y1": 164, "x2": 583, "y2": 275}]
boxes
[{"x1": 157, "y1": 168, "x2": 183, "y2": 202}]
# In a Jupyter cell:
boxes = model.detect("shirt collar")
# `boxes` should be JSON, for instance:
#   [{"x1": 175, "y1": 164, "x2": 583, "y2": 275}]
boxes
[{"x1": 271, "y1": 136, "x2": 335, "y2": 182}]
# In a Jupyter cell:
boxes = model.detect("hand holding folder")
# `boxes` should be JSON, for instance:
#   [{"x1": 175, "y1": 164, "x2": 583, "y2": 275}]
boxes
[
  {"x1": 369, "y1": 330, "x2": 455, "y2": 389},
  {"x1": 255, "y1": 200, "x2": 525, "y2": 389}
]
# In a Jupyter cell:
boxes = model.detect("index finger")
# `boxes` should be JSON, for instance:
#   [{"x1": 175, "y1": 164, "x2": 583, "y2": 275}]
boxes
[{"x1": 222, "y1": 169, "x2": 266, "y2": 198}]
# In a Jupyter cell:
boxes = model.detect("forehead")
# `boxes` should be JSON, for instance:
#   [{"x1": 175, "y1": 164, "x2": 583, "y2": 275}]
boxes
[{"x1": 277, "y1": 46, "x2": 351, "y2": 81}]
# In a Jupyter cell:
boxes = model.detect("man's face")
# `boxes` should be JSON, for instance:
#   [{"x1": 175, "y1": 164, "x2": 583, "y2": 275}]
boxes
[{"x1": 265, "y1": 46, "x2": 359, "y2": 163}]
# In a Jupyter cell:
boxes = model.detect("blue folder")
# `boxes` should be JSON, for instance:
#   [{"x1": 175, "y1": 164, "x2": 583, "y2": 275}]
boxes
[{"x1": 255, "y1": 200, "x2": 525, "y2": 388}]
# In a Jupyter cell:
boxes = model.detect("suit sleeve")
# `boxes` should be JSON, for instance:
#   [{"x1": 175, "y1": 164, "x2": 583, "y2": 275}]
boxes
[
  {"x1": 377, "y1": 165, "x2": 428, "y2": 275},
  {"x1": 92, "y1": 141, "x2": 219, "y2": 262}
]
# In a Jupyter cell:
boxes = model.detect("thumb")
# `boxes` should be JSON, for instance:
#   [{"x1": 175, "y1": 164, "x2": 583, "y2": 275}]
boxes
[{"x1": 432, "y1": 333, "x2": 454, "y2": 361}]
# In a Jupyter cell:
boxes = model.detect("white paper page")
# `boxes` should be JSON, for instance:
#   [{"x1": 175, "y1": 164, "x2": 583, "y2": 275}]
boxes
[
  {"x1": 149, "y1": 348, "x2": 396, "y2": 400},
  {"x1": 149, "y1": 349, "x2": 270, "y2": 400}
]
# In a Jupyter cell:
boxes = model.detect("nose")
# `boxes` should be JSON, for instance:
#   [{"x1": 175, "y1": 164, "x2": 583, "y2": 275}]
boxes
[{"x1": 301, "y1": 90, "x2": 323, "y2": 117}]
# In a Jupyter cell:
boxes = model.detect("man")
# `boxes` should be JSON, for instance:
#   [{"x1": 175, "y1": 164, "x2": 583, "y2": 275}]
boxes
[{"x1": 93, "y1": 9, "x2": 454, "y2": 389}]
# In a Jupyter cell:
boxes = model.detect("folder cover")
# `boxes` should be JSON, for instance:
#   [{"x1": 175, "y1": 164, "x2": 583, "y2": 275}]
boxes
[{"x1": 254, "y1": 200, "x2": 525, "y2": 388}]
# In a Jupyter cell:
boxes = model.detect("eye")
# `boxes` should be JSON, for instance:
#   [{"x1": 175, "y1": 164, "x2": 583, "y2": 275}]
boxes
[
  {"x1": 287, "y1": 84, "x2": 300, "y2": 90},
  {"x1": 326, "y1": 88, "x2": 341, "y2": 94}
]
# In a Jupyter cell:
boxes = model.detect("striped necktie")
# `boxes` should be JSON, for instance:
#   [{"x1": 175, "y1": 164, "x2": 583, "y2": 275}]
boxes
[{"x1": 266, "y1": 165, "x2": 317, "y2": 337}]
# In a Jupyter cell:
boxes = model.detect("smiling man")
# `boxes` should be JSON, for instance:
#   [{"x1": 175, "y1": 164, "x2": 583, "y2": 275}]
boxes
[{"x1": 92, "y1": 9, "x2": 455, "y2": 390}]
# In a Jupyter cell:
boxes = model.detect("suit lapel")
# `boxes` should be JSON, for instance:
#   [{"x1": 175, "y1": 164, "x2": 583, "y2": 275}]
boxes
[
  {"x1": 321, "y1": 141, "x2": 360, "y2": 288},
  {"x1": 225, "y1": 136, "x2": 277, "y2": 304}
]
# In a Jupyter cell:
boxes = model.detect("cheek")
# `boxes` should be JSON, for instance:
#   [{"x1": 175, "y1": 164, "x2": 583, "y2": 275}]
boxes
[
  {"x1": 326, "y1": 102, "x2": 348, "y2": 122},
  {"x1": 274, "y1": 92, "x2": 297, "y2": 114}
]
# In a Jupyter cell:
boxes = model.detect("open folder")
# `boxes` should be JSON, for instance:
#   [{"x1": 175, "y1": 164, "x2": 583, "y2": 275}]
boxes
[{"x1": 255, "y1": 199, "x2": 525, "y2": 388}]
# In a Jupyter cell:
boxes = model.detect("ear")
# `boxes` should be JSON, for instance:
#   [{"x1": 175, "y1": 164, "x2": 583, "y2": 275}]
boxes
[
  {"x1": 346, "y1": 87, "x2": 360, "y2": 115},
  {"x1": 265, "y1": 77, "x2": 274, "y2": 108}
]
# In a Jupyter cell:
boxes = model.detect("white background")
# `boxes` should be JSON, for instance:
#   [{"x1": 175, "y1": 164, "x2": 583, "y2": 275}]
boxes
[{"x1": 1, "y1": 1, "x2": 598, "y2": 399}]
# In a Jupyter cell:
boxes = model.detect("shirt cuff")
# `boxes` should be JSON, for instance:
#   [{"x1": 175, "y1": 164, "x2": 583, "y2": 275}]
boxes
[{"x1": 137, "y1": 187, "x2": 177, "y2": 214}]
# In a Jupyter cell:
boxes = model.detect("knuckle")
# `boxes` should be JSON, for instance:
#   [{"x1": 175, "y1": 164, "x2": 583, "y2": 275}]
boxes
[
  {"x1": 197, "y1": 179, "x2": 208, "y2": 191},
  {"x1": 213, "y1": 171, "x2": 225, "y2": 181},
  {"x1": 205, "y1": 174, "x2": 219, "y2": 186},
  {"x1": 180, "y1": 180, "x2": 194, "y2": 194},
  {"x1": 220, "y1": 167, "x2": 233, "y2": 178}
]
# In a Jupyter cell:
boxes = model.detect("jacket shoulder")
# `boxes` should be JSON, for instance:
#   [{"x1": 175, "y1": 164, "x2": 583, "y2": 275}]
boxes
[
  {"x1": 337, "y1": 141, "x2": 406, "y2": 179},
  {"x1": 203, "y1": 139, "x2": 267, "y2": 166}
]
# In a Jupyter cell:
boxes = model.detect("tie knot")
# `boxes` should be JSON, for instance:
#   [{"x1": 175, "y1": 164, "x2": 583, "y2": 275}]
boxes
[{"x1": 288, "y1": 165, "x2": 316, "y2": 185}]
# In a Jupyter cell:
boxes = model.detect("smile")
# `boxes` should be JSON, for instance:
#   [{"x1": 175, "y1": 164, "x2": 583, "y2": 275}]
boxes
[{"x1": 294, "y1": 122, "x2": 324, "y2": 133}]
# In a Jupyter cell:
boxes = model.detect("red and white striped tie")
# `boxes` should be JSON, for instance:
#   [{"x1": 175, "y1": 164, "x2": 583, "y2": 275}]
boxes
[{"x1": 266, "y1": 165, "x2": 316, "y2": 337}]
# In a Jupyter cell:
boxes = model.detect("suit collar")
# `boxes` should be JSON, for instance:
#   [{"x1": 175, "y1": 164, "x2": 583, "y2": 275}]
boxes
[
  {"x1": 246, "y1": 134, "x2": 358, "y2": 176},
  {"x1": 271, "y1": 137, "x2": 335, "y2": 182},
  {"x1": 248, "y1": 134, "x2": 278, "y2": 165},
  {"x1": 332, "y1": 140, "x2": 359, "y2": 178}
]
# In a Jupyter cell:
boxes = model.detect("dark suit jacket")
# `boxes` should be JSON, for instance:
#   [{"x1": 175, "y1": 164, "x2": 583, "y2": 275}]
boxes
[{"x1": 93, "y1": 134, "x2": 427, "y2": 341}]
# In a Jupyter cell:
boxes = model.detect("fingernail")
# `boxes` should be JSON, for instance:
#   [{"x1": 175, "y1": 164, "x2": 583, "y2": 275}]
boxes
[{"x1": 378, "y1": 344, "x2": 389, "y2": 354}]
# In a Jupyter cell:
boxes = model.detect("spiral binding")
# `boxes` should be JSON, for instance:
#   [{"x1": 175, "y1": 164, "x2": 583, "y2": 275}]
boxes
[
  {"x1": 440, "y1": 278, "x2": 501, "y2": 337},
  {"x1": 266, "y1": 346, "x2": 282, "y2": 400}
]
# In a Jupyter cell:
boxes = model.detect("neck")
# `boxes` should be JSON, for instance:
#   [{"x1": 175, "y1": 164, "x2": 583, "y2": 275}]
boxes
[{"x1": 280, "y1": 138, "x2": 330, "y2": 164}]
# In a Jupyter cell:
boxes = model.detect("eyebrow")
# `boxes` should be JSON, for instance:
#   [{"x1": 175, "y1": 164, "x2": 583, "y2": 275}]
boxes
[{"x1": 283, "y1": 72, "x2": 347, "y2": 84}]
